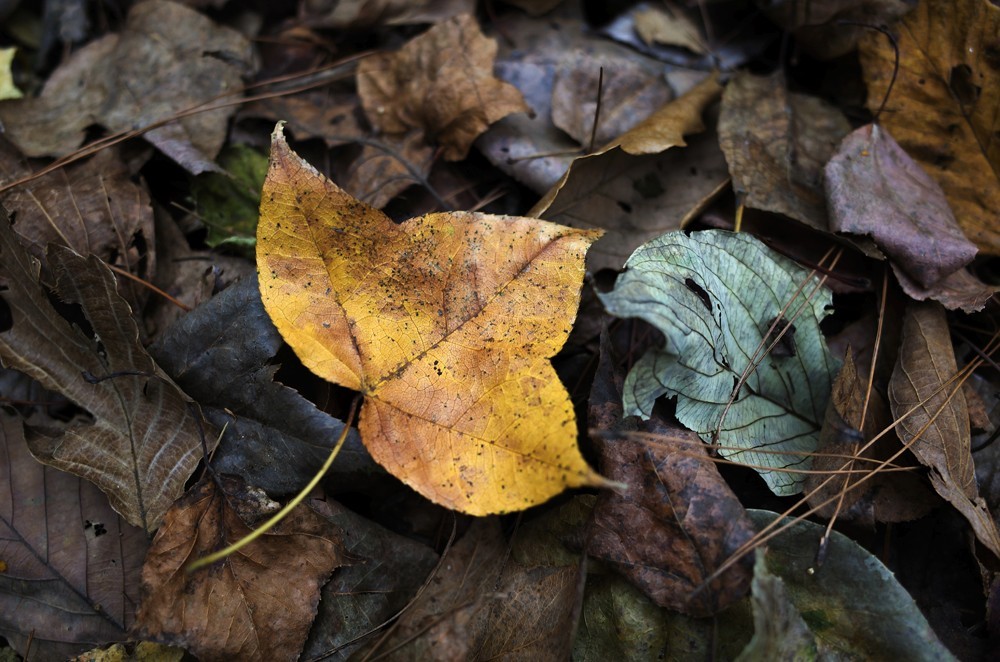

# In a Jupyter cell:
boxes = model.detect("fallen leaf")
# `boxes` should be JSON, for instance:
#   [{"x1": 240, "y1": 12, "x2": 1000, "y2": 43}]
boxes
[
  {"x1": 343, "y1": 130, "x2": 436, "y2": 209},
  {"x1": 149, "y1": 276, "x2": 381, "y2": 498},
  {"x1": 302, "y1": 0, "x2": 475, "y2": 29},
  {"x1": 135, "y1": 475, "x2": 344, "y2": 661},
  {"x1": 70, "y1": 642, "x2": 186, "y2": 662},
  {"x1": 301, "y1": 499, "x2": 439, "y2": 660},
  {"x1": 0, "y1": 213, "x2": 210, "y2": 531},
  {"x1": 356, "y1": 14, "x2": 528, "y2": 161},
  {"x1": 0, "y1": 0, "x2": 254, "y2": 174},
  {"x1": 888, "y1": 302, "x2": 1000, "y2": 557},
  {"x1": 825, "y1": 124, "x2": 977, "y2": 288},
  {"x1": 746, "y1": 510, "x2": 957, "y2": 660},
  {"x1": 258, "y1": 125, "x2": 605, "y2": 514},
  {"x1": 0, "y1": 411, "x2": 149, "y2": 660},
  {"x1": 599, "y1": 230, "x2": 837, "y2": 496},
  {"x1": 0, "y1": 47, "x2": 22, "y2": 100},
  {"x1": 587, "y1": 328, "x2": 754, "y2": 617},
  {"x1": 239, "y1": 91, "x2": 363, "y2": 149},
  {"x1": 759, "y1": 0, "x2": 914, "y2": 59},
  {"x1": 892, "y1": 261, "x2": 997, "y2": 314},
  {"x1": 0, "y1": 139, "x2": 155, "y2": 314},
  {"x1": 530, "y1": 75, "x2": 725, "y2": 271},
  {"x1": 718, "y1": 71, "x2": 851, "y2": 230},
  {"x1": 859, "y1": 0, "x2": 1000, "y2": 253},
  {"x1": 633, "y1": 4, "x2": 706, "y2": 54},
  {"x1": 190, "y1": 143, "x2": 268, "y2": 253}
]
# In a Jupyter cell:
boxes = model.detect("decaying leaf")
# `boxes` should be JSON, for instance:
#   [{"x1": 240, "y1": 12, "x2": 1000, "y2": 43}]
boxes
[
  {"x1": 758, "y1": 0, "x2": 914, "y2": 59},
  {"x1": 0, "y1": 0, "x2": 254, "y2": 173},
  {"x1": 0, "y1": 212, "x2": 210, "y2": 531},
  {"x1": 356, "y1": 14, "x2": 528, "y2": 161},
  {"x1": 531, "y1": 75, "x2": 727, "y2": 271},
  {"x1": 859, "y1": 0, "x2": 1000, "y2": 254},
  {"x1": 888, "y1": 302, "x2": 1000, "y2": 557},
  {"x1": 190, "y1": 143, "x2": 268, "y2": 252},
  {"x1": 0, "y1": 411, "x2": 149, "y2": 660},
  {"x1": 718, "y1": 71, "x2": 851, "y2": 230},
  {"x1": 587, "y1": 328, "x2": 754, "y2": 616},
  {"x1": 746, "y1": 510, "x2": 957, "y2": 660},
  {"x1": 302, "y1": 0, "x2": 475, "y2": 29},
  {"x1": 342, "y1": 130, "x2": 436, "y2": 209},
  {"x1": 257, "y1": 124, "x2": 605, "y2": 514},
  {"x1": 134, "y1": 475, "x2": 346, "y2": 662},
  {"x1": 599, "y1": 230, "x2": 837, "y2": 496},
  {"x1": 70, "y1": 642, "x2": 186, "y2": 662}
]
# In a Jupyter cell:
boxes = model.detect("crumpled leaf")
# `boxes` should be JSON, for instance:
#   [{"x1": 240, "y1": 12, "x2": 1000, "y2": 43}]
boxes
[
  {"x1": 342, "y1": 130, "x2": 435, "y2": 209},
  {"x1": 70, "y1": 642, "x2": 186, "y2": 662},
  {"x1": 587, "y1": 327, "x2": 754, "y2": 616},
  {"x1": 633, "y1": 3, "x2": 706, "y2": 54},
  {"x1": 859, "y1": 0, "x2": 1000, "y2": 254},
  {"x1": 0, "y1": 213, "x2": 210, "y2": 531},
  {"x1": 134, "y1": 475, "x2": 346, "y2": 662},
  {"x1": 301, "y1": 499, "x2": 439, "y2": 660},
  {"x1": 302, "y1": 0, "x2": 474, "y2": 29},
  {"x1": 0, "y1": 0, "x2": 254, "y2": 174},
  {"x1": 190, "y1": 143, "x2": 268, "y2": 253},
  {"x1": 356, "y1": 14, "x2": 528, "y2": 161},
  {"x1": 0, "y1": 411, "x2": 149, "y2": 661},
  {"x1": 758, "y1": 0, "x2": 914, "y2": 59},
  {"x1": 239, "y1": 91, "x2": 362, "y2": 149},
  {"x1": 149, "y1": 276, "x2": 380, "y2": 498},
  {"x1": 0, "y1": 140, "x2": 156, "y2": 314},
  {"x1": 888, "y1": 302, "x2": 1000, "y2": 557},
  {"x1": 599, "y1": 230, "x2": 837, "y2": 496},
  {"x1": 718, "y1": 71, "x2": 851, "y2": 230},
  {"x1": 257, "y1": 124, "x2": 605, "y2": 514},
  {"x1": 825, "y1": 124, "x2": 979, "y2": 290},
  {"x1": 746, "y1": 510, "x2": 957, "y2": 660},
  {"x1": 531, "y1": 75, "x2": 727, "y2": 271}
]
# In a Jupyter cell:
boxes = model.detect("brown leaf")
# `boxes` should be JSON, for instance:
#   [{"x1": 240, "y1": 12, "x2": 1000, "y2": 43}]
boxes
[
  {"x1": 134, "y1": 475, "x2": 346, "y2": 662},
  {"x1": 891, "y1": 265, "x2": 997, "y2": 314},
  {"x1": 859, "y1": 0, "x2": 1000, "y2": 254},
  {"x1": 586, "y1": 328, "x2": 754, "y2": 617},
  {"x1": 760, "y1": 0, "x2": 913, "y2": 60},
  {"x1": 0, "y1": 411, "x2": 149, "y2": 660},
  {"x1": 0, "y1": 140, "x2": 155, "y2": 313},
  {"x1": 718, "y1": 71, "x2": 851, "y2": 230},
  {"x1": 804, "y1": 352, "x2": 936, "y2": 523},
  {"x1": 888, "y1": 302, "x2": 1000, "y2": 557},
  {"x1": 0, "y1": 213, "x2": 210, "y2": 531},
  {"x1": 239, "y1": 91, "x2": 363, "y2": 148},
  {"x1": 825, "y1": 124, "x2": 977, "y2": 289},
  {"x1": 0, "y1": 1, "x2": 254, "y2": 173},
  {"x1": 342, "y1": 130, "x2": 435, "y2": 209},
  {"x1": 302, "y1": 0, "x2": 475, "y2": 29},
  {"x1": 356, "y1": 14, "x2": 529, "y2": 161}
]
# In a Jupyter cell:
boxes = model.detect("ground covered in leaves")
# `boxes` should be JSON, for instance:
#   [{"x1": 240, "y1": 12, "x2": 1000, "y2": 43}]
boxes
[{"x1": 0, "y1": 0, "x2": 999, "y2": 660}]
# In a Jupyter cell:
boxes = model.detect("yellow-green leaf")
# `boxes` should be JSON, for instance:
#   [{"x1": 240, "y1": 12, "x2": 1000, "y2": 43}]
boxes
[{"x1": 256, "y1": 124, "x2": 606, "y2": 515}]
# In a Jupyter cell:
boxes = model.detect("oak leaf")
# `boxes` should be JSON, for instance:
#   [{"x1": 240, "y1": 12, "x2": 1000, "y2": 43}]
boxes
[{"x1": 257, "y1": 124, "x2": 605, "y2": 514}]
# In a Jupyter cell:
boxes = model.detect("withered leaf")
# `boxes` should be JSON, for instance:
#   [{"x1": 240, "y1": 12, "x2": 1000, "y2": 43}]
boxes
[
  {"x1": 134, "y1": 475, "x2": 346, "y2": 662},
  {"x1": 356, "y1": 14, "x2": 529, "y2": 161},
  {"x1": 0, "y1": 213, "x2": 209, "y2": 532},
  {"x1": 302, "y1": 0, "x2": 474, "y2": 29},
  {"x1": 0, "y1": 411, "x2": 148, "y2": 661},
  {"x1": 888, "y1": 302, "x2": 1000, "y2": 557},
  {"x1": 587, "y1": 328, "x2": 754, "y2": 617}
]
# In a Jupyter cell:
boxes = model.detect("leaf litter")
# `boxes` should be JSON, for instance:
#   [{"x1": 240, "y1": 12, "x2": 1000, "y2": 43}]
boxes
[{"x1": 0, "y1": 1, "x2": 998, "y2": 659}]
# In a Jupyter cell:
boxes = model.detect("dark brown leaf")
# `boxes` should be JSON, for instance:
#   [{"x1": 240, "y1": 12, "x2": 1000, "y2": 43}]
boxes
[
  {"x1": 134, "y1": 475, "x2": 346, "y2": 662},
  {"x1": 586, "y1": 328, "x2": 754, "y2": 617},
  {"x1": 0, "y1": 213, "x2": 210, "y2": 532},
  {"x1": 889, "y1": 302, "x2": 1000, "y2": 557},
  {"x1": 0, "y1": 411, "x2": 148, "y2": 660}
]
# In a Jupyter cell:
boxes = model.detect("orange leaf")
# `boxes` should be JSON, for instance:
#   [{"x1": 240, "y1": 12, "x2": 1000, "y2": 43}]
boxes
[{"x1": 257, "y1": 124, "x2": 606, "y2": 515}]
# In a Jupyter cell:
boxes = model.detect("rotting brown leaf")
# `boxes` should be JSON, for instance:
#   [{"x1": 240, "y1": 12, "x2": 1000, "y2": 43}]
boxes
[
  {"x1": 586, "y1": 328, "x2": 754, "y2": 617},
  {"x1": 859, "y1": 0, "x2": 1000, "y2": 254},
  {"x1": 134, "y1": 475, "x2": 346, "y2": 662},
  {"x1": 356, "y1": 14, "x2": 529, "y2": 161},
  {"x1": 0, "y1": 212, "x2": 210, "y2": 532},
  {"x1": 343, "y1": 130, "x2": 435, "y2": 209},
  {"x1": 239, "y1": 91, "x2": 363, "y2": 149},
  {"x1": 0, "y1": 0, "x2": 254, "y2": 174},
  {"x1": 302, "y1": 0, "x2": 474, "y2": 29},
  {"x1": 888, "y1": 302, "x2": 1000, "y2": 557},
  {"x1": 0, "y1": 411, "x2": 149, "y2": 661},
  {"x1": 718, "y1": 71, "x2": 850, "y2": 230}
]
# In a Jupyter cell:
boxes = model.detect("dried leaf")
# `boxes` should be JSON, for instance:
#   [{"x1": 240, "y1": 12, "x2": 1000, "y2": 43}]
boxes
[
  {"x1": 70, "y1": 642, "x2": 186, "y2": 662},
  {"x1": 586, "y1": 329, "x2": 753, "y2": 617},
  {"x1": 0, "y1": 1, "x2": 254, "y2": 173},
  {"x1": 134, "y1": 475, "x2": 345, "y2": 662},
  {"x1": 342, "y1": 130, "x2": 435, "y2": 209},
  {"x1": 633, "y1": 4, "x2": 706, "y2": 54},
  {"x1": 888, "y1": 302, "x2": 1000, "y2": 557},
  {"x1": 599, "y1": 230, "x2": 837, "y2": 496},
  {"x1": 302, "y1": 0, "x2": 475, "y2": 29},
  {"x1": 356, "y1": 14, "x2": 528, "y2": 161},
  {"x1": 859, "y1": 0, "x2": 1000, "y2": 253},
  {"x1": 257, "y1": 125, "x2": 605, "y2": 514},
  {"x1": 239, "y1": 91, "x2": 363, "y2": 148},
  {"x1": 892, "y1": 259, "x2": 997, "y2": 314},
  {"x1": 759, "y1": 0, "x2": 914, "y2": 59},
  {"x1": 0, "y1": 412, "x2": 149, "y2": 660},
  {"x1": 825, "y1": 124, "x2": 977, "y2": 288},
  {"x1": 719, "y1": 72, "x2": 851, "y2": 230},
  {"x1": 190, "y1": 143, "x2": 268, "y2": 253},
  {"x1": 0, "y1": 213, "x2": 209, "y2": 531}
]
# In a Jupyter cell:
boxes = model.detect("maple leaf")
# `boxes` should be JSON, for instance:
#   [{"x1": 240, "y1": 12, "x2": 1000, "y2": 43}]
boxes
[{"x1": 257, "y1": 124, "x2": 606, "y2": 515}]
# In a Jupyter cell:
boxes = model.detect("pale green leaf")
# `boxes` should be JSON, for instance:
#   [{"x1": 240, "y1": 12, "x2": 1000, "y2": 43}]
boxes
[{"x1": 598, "y1": 230, "x2": 836, "y2": 495}]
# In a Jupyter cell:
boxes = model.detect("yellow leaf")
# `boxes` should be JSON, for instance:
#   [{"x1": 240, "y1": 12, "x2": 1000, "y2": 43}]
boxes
[
  {"x1": 858, "y1": 0, "x2": 1000, "y2": 254},
  {"x1": 257, "y1": 124, "x2": 606, "y2": 514}
]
